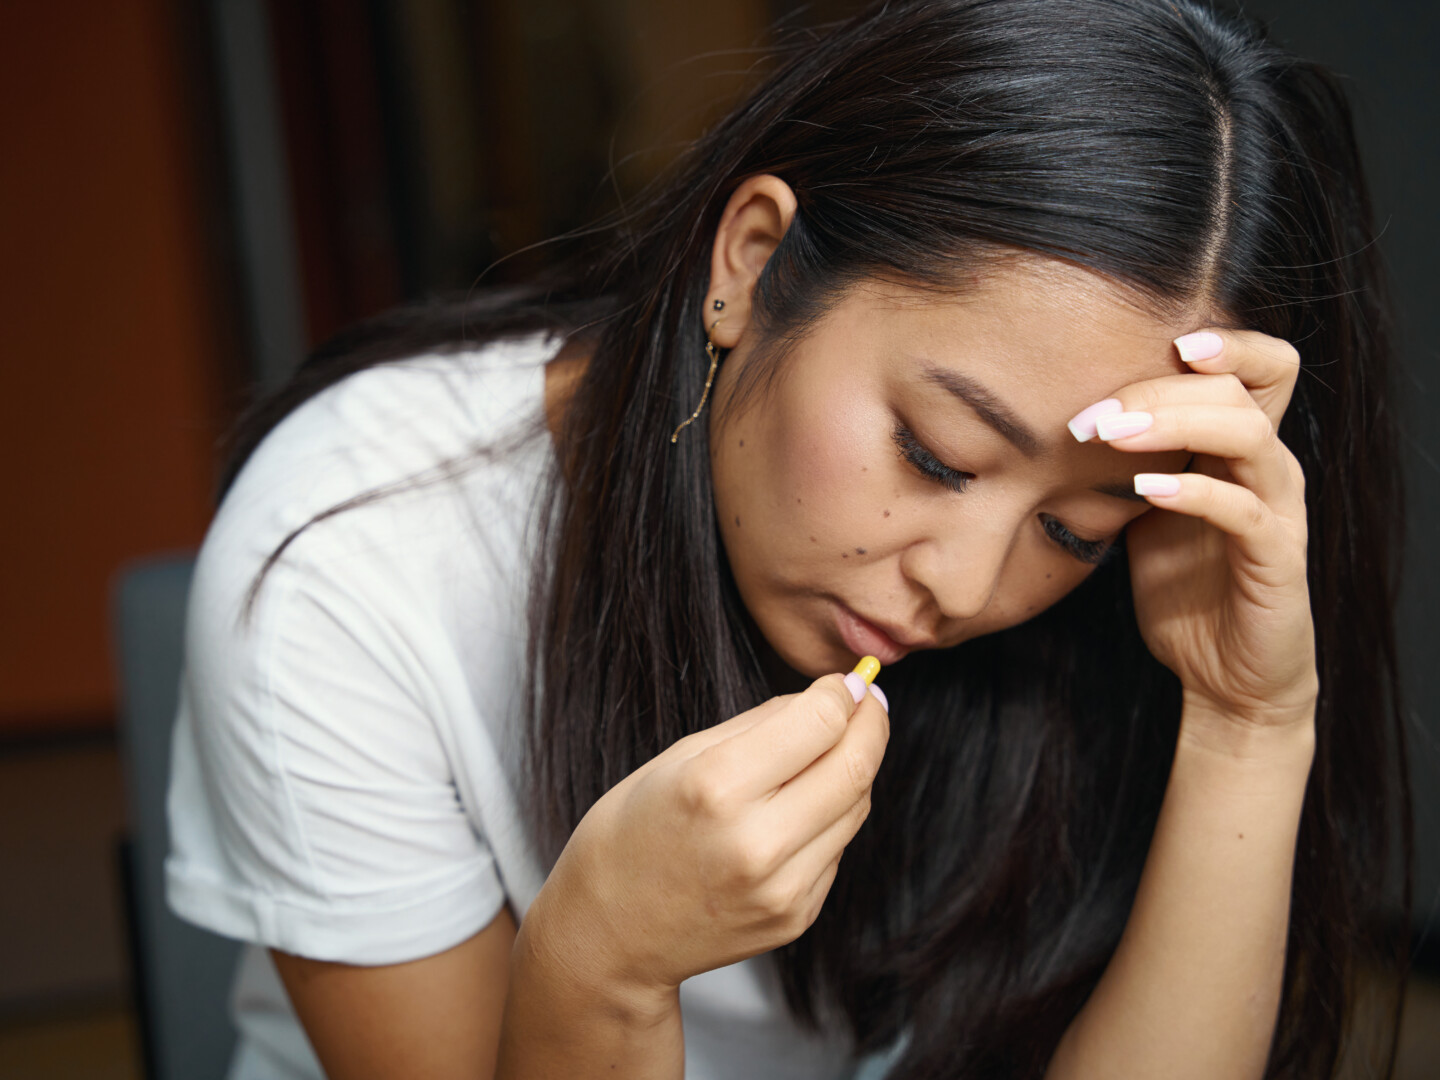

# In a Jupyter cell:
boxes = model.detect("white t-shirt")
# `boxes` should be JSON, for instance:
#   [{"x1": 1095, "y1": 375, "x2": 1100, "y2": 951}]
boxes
[{"x1": 165, "y1": 332, "x2": 895, "y2": 1079}]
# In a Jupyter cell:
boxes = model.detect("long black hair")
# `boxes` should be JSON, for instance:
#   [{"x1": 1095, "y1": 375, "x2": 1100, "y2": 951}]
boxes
[{"x1": 226, "y1": 1, "x2": 1411, "y2": 1076}]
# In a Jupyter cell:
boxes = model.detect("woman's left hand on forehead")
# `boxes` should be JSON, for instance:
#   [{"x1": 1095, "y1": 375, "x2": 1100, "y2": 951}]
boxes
[
  {"x1": 1076, "y1": 327, "x2": 1317, "y2": 739},
  {"x1": 1173, "y1": 328, "x2": 1302, "y2": 427}
]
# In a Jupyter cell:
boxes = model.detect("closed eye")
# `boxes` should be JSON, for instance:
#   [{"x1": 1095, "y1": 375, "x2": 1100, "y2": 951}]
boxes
[
  {"x1": 892, "y1": 423, "x2": 973, "y2": 494},
  {"x1": 892, "y1": 422, "x2": 1117, "y2": 566},
  {"x1": 1041, "y1": 513, "x2": 1117, "y2": 566}
]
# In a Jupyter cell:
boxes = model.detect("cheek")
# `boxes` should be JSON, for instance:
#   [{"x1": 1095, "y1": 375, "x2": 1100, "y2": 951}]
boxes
[
  {"x1": 780, "y1": 411, "x2": 861, "y2": 502},
  {"x1": 718, "y1": 381, "x2": 896, "y2": 583},
  {"x1": 992, "y1": 541, "x2": 1098, "y2": 625},
  {"x1": 773, "y1": 388, "x2": 895, "y2": 542}
]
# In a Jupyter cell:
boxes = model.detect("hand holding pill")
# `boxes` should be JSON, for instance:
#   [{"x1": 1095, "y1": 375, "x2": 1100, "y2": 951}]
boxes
[{"x1": 526, "y1": 657, "x2": 889, "y2": 1005}]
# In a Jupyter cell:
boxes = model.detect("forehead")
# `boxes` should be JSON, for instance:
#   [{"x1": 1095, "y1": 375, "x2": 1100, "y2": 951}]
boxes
[{"x1": 845, "y1": 258, "x2": 1196, "y2": 415}]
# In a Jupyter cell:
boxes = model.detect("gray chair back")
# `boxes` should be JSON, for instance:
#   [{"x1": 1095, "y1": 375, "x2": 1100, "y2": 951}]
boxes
[{"x1": 112, "y1": 552, "x2": 241, "y2": 1080}]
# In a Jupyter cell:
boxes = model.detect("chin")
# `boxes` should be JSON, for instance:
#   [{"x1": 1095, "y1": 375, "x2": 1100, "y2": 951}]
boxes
[
  {"x1": 755, "y1": 614, "x2": 845, "y2": 682},
  {"x1": 771, "y1": 641, "x2": 835, "y2": 680}
]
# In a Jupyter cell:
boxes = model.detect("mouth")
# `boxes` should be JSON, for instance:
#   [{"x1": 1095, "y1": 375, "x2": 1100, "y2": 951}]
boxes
[{"x1": 833, "y1": 602, "x2": 932, "y2": 665}]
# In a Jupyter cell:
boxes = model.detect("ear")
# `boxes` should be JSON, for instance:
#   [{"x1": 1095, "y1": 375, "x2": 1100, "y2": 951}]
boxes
[{"x1": 705, "y1": 174, "x2": 798, "y2": 350}]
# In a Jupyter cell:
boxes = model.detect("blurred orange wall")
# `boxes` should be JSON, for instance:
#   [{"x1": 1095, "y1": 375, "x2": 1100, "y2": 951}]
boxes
[{"x1": 0, "y1": 3, "x2": 232, "y2": 732}]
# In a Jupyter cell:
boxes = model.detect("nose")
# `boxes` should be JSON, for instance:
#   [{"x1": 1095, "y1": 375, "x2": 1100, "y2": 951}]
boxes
[{"x1": 899, "y1": 516, "x2": 1015, "y2": 622}]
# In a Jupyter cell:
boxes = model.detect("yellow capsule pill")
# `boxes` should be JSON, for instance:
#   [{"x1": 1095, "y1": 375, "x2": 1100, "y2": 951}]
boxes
[{"x1": 851, "y1": 655, "x2": 881, "y2": 685}]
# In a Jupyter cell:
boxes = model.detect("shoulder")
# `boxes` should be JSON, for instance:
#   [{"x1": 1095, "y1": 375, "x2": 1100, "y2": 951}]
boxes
[
  {"x1": 247, "y1": 330, "x2": 563, "y2": 497},
  {"x1": 183, "y1": 332, "x2": 565, "y2": 702},
  {"x1": 216, "y1": 332, "x2": 562, "y2": 564},
  {"x1": 167, "y1": 339, "x2": 562, "y2": 963}
]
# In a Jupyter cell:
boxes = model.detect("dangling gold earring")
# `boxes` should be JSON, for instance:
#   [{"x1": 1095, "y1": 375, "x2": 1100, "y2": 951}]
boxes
[{"x1": 670, "y1": 299, "x2": 726, "y2": 444}]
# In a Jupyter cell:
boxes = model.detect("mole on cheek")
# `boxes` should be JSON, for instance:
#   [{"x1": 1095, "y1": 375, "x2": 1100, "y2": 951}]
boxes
[
  {"x1": 883, "y1": 509, "x2": 890, "y2": 518},
  {"x1": 738, "y1": 439, "x2": 744, "y2": 447},
  {"x1": 735, "y1": 515, "x2": 741, "y2": 527},
  {"x1": 810, "y1": 536, "x2": 817, "y2": 543},
  {"x1": 855, "y1": 547, "x2": 866, "y2": 555}
]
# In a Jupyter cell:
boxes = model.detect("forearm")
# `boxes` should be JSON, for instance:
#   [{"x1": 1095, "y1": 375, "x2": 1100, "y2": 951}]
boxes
[
  {"x1": 1046, "y1": 699, "x2": 1315, "y2": 1080},
  {"x1": 496, "y1": 897, "x2": 685, "y2": 1080}
]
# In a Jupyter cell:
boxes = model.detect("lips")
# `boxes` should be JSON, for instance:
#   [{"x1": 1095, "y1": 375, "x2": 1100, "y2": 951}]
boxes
[{"x1": 834, "y1": 603, "x2": 934, "y2": 665}]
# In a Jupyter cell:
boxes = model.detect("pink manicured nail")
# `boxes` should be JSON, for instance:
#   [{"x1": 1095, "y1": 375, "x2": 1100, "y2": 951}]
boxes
[
  {"x1": 1134, "y1": 473, "x2": 1181, "y2": 496},
  {"x1": 1095, "y1": 411, "x2": 1154, "y2": 440},
  {"x1": 1174, "y1": 331, "x2": 1224, "y2": 363},
  {"x1": 1066, "y1": 398, "x2": 1124, "y2": 442},
  {"x1": 868, "y1": 682, "x2": 889, "y2": 713},
  {"x1": 843, "y1": 671, "x2": 867, "y2": 703}
]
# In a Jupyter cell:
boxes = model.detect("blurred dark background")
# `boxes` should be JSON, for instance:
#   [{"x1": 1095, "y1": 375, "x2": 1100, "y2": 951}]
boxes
[{"x1": 0, "y1": 1, "x2": 1434, "y2": 1076}]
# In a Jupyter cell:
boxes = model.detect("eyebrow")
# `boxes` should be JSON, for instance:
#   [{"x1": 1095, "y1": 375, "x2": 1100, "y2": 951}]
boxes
[
  {"x1": 915, "y1": 359, "x2": 1149, "y2": 504},
  {"x1": 916, "y1": 360, "x2": 1045, "y2": 456},
  {"x1": 1091, "y1": 480, "x2": 1150, "y2": 504}
]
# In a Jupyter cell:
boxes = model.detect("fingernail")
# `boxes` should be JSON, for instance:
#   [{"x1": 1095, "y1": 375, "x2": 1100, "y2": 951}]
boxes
[
  {"x1": 851, "y1": 655, "x2": 881, "y2": 684},
  {"x1": 843, "y1": 671, "x2": 867, "y2": 703},
  {"x1": 868, "y1": 682, "x2": 889, "y2": 713},
  {"x1": 1174, "y1": 331, "x2": 1223, "y2": 363},
  {"x1": 1134, "y1": 473, "x2": 1181, "y2": 496},
  {"x1": 1066, "y1": 398, "x2": 1123, "y2": 442},
  {"x1": 1095, "y1": 411, "x2": 1154, "y2": 441}
]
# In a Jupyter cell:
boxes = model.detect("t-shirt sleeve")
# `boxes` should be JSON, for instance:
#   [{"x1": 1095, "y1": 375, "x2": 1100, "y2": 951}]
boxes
[{"x1": 165, "y1": 533, "x2": 508, "y2": 966}]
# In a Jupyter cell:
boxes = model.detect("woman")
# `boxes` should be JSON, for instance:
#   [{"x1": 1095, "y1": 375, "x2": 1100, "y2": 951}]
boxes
[{"x1": 166, "y1": 0, "x2": 1412, "y2": 1077}]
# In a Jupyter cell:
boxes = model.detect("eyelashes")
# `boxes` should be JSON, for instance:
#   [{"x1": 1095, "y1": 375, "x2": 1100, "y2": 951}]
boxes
[
  {"x1": 1041, "y1": 514, "x2": 1116, "y2": 566},
  {"x1": 891, "y1": 423, "x2": 973, "y2": 494},
  {"x1": 890, "y1": 422, "x2": 1116, "y2": 566}
]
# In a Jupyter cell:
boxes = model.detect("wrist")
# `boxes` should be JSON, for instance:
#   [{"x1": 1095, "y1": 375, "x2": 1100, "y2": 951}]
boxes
[
  {"x1": 513, "y1": 887, "x2": 679, "y2": 1030},
  {"x1": 1178, "y1": 689, "x2": 1316, "y2": 767}
]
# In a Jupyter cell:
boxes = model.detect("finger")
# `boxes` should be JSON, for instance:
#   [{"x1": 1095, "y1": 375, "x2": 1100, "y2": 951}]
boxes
[
  {"x1": 765, "y1": 686, "x2": 890, "y2": 857},
  {"x1": 1131, "y1": 471, "x2": 1304, "y2": 581},
  {"x1": 782, "y1": 810, "x2": 863, "y2": 930},
  {"x1": 1172, "y1": 329, "x2": 1301, "y2": 428},
  {"x1": 1108, "y1": 371, "x2": 1255, "y2": 415},
  {"x1": 767, "y1": 851, "x2": 844, "y2": 945},
  {"x1": 699, "y1": 693, "x2": 794, "y2": 743},
  {"x1": 1067, "y1": 371, "x2": 1252, "y2": 443},
  {"x1": 1095, "y1": 403, "x2": 1299, "y2": 511},
  {"x1": 632, "y1": 694, "x2": 797, "y2": 780},
  {"x1": 797, "y1": 852, "x2": 844, "y2": 930},
  {"x1": 697, "y1": 672, "x2": 862, "y2": 797},
  {"x1": 810, "y1": 851, "x2": 844, "y2": 905}
]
